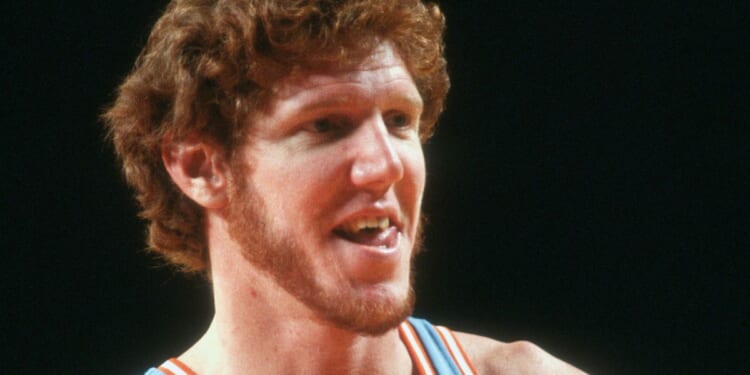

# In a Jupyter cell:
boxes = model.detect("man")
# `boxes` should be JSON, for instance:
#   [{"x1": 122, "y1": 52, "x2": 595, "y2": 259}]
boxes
[{"x1": 104, "y1": 0, "x2": 585, "y2": 373}]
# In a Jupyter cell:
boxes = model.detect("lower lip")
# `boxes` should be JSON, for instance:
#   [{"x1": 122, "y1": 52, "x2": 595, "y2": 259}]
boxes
[
  {"x1": 330, "y1": 228, "x2": 405, "y2": 282},
  {"x1": 333, "y1": 228, "x2": 402, "y2": 259}
]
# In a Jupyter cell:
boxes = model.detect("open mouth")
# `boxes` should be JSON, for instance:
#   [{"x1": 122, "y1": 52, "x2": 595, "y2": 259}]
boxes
[{"x1": 333, "y1": 216, "x2": 399, "y2": 249}]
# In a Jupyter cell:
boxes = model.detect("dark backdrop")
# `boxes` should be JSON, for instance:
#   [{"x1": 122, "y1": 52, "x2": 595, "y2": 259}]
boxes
[{"x1": 4, "y1": 1, "x2": 748, "y2": 374}]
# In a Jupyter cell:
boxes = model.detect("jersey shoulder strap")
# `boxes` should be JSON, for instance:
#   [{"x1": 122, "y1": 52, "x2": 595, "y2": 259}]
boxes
[
  {"x1": 145, "y1": 318, "x2": 477, "y2": 375},
  {"x1": 144, "y1": 358, "x2": 196, "y2": 375},
  {"x1": 398, "y1": 317, "x2": 479, "y2": 375}
]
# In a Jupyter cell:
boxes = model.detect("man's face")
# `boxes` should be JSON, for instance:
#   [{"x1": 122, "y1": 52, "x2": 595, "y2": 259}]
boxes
[{"x1": 226, "y1": 42, "x2": 426, "y2": 334}]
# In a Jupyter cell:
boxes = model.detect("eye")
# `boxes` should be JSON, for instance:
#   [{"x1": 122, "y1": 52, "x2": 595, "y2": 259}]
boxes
[
  {"x1": 310, "y1": 117, "x2": 344, "y2": 133},
  {"x1": 301, "y1": 116, "x2": 352, "y2": 142},
  {"x1": 384, "y1": 111, "x2": 414, "y2": 130}
]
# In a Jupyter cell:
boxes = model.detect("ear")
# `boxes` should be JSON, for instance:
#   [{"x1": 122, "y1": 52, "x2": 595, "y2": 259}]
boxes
[{"x1": 162, "y1": 135, "x2": 229, "y2": 209}]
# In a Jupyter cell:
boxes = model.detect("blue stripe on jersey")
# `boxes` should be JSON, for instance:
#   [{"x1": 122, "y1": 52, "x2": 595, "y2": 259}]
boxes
[
  {"x1": 144, "y1": 368, "x2": 164, "y2": 375},
  {"x1": 407, "y1": 317, "x2": 462, "y2": 375}
]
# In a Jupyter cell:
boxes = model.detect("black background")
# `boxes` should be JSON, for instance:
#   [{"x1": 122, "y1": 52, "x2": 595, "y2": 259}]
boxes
[{"x1": 3, "y1": 1, "x2": 748, "y2": 374}]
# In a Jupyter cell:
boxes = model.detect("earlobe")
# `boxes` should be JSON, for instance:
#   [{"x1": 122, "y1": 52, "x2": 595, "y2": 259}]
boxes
[{"x1": 162, "y1": 136, "x2": 229, "y2": 209}]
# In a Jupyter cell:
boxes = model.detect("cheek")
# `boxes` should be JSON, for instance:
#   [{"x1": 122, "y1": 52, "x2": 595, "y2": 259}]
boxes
[
  {"x1": 398, "y1": 146, "x2": 427, "y2": 232},
  {"x1": 272, "y1": 157, "x2": 344, "y2": 225},
  {"x1": 404, "y1": 147, "x2": 427, "y2": 196}
]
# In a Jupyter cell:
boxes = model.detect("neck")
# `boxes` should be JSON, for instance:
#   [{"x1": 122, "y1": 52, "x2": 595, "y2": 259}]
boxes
[{"x1": 180, "y1": 232, "x2": 413, "y2": 374}]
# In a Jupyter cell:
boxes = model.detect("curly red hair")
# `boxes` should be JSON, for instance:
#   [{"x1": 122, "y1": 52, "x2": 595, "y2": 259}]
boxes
[{"x1": 102, "y1": 0, "x2": 449, "y2": 274}]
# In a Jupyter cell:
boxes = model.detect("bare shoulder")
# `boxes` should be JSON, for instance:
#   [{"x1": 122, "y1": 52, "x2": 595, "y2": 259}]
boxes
[{"x1": 453, "y1": 331, "x2": 587, "y2": 375}]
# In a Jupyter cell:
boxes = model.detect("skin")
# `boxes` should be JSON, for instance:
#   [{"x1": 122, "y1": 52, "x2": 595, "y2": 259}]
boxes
[
  {"x1": 222, "y1": 42, "x2": 425, "y2": 336},
  {"x1": 162, "y1": 42, "x2": 586, "y2": 374}
]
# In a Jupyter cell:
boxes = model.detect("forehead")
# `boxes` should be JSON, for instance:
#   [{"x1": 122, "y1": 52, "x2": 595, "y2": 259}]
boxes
[{"x1": 270, "y1": 42, "x2": 422, "y2": 106}]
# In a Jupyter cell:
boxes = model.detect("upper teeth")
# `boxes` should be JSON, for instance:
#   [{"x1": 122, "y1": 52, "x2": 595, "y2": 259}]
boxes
[{"x1": 343, "y1": 216, "x2": 390, "y2": 233}]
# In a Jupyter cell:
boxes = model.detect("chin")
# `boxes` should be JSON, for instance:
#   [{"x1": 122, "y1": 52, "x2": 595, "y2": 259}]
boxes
[{"x1": 314, "y1": 283, "x2": 416, "y2": 336}]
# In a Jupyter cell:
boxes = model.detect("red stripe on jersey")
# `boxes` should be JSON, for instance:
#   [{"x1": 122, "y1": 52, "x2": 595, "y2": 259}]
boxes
[
  {"x1": 435, "y1": 326, "x2": 479, "y2": 375},
  {"x1": 399, "y1": 321, "x2": 436, "y2": 375},
  {"x1": 156, "y1": 366, "x2": 176, "y2": 375},
  {"x1": 168, "y1": 358, "x2": 198, "y2": 375}
]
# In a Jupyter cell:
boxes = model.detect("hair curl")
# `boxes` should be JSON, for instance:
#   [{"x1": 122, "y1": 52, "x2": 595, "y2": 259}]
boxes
[{"x1": 102, "y1": 0, "x2": 449, "y2": 274}]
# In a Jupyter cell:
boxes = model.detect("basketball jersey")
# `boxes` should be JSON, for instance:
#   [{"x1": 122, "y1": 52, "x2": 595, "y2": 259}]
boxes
[{"x1": 145, "y1": 317, "x2": 477, "y2": 375}]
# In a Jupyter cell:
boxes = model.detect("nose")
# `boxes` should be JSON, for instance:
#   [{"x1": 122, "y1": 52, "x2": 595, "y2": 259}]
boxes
[{"x1": 350, "y1": 114, "x2": 404, "y2": 191}]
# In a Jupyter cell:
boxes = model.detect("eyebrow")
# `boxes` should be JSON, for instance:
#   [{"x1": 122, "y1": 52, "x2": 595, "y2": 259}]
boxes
[
  {"x1": 293, "y1": 91, "x2": 424, "y2": 115},
  {"x1": 296, "y1": 94, "x2": 360, "y2": 113}
]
